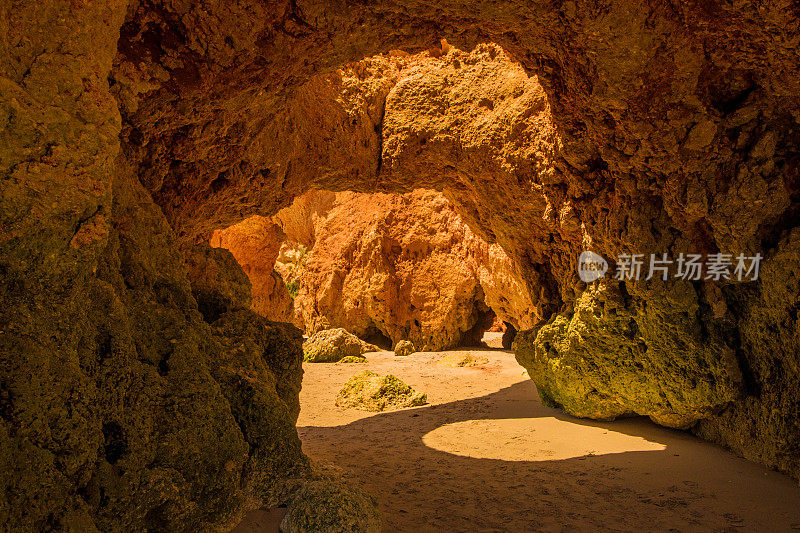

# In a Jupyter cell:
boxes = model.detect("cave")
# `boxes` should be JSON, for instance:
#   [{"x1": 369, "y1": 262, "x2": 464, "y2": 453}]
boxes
[
  {"x1": 209, "y1": 189, "x2": 516, "y2": 353},
  {"x1": 2, "y1": 1, "x2": 800, "y2": 531}
]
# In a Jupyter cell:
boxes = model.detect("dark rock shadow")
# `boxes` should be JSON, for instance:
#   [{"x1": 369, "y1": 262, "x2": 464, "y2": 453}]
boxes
[{"x1": 298, "y1": 381, "x2": 800, "y2": 532}]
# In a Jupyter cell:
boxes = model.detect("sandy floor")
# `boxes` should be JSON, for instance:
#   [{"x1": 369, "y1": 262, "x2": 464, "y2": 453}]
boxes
[{"x1": 237, "y1": 333, "x2": 800, "y2": 532}]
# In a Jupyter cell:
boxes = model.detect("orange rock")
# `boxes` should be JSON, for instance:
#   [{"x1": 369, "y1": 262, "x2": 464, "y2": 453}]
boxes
[
  {"x1": 290, "y1": 190, "x2": 537, "y2": 350},
  {"x1": 210, "y1": 216, "x2": 294, "y2": 323}
]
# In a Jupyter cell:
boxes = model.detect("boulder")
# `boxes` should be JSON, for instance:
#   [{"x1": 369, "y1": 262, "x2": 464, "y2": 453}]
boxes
[
  {"x1": 335, "y1": 371, "x2": 427, "y2": 412},
  {"x1": 303, "y1": 328, "x2": 378, "y2": 363},
  {"x1": 515, "y1": 283, "x2": 743, "y2": 429},
  {"x1": 338, "y1": 356, "x2": 368, "y2": 364},
  {"x1": 280, "y1": 479, "x2": 381, "y2": 533},
  {"x1": 393, "y1": 340, "x2": 416, "y2": 357}
]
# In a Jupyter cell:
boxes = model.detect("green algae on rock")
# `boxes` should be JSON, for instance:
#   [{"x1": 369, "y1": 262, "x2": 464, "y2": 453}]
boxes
[
  {"x1": 515, "y1": 282, "x2": 743, "y2": 429},
  {"x1": 335, "y1": 371, "x2": 427, "y2": 412},
  {"x1": 393, "y1": 340, "x2": 416, "y2": 357},
  {"x1": 438, "y1": 353, "x2": 489, "y2": 368},
  {"x1": 303, "y1": 328, "x2": 378, "y2": 363},
  {"x1": 280, "y1": 479, "x2": 382, "y2": 533},
  {"x1": 338, "y1": 355, "x2": 368, "y2": 364}
]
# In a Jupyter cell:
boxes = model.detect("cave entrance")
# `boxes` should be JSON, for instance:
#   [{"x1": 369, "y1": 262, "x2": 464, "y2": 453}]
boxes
[{"x1": 210, "y1": 188, "x2": 525, "y2": 355}]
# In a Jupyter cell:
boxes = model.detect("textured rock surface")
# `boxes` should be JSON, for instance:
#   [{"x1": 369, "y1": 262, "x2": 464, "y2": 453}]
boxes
[
  {"x1": 393, "y1": 340, "x2": 416, "y2": 357},
  {"x1": 303, "y1": 328, "x2": 378, "y2": 363},
  {"x1": 210, "y1": 216, "x2": 295, "y2": 322},
  {"x1": 516, "y1": 283, "x2": 743, "y2": 428},
  {"x1": 438, "y1": 353, "x2": 490, "y2": 368},
  {"x1": 292, "y1": 190, "x2": 536, "y2": 350},
  {"x1": 280, "y1": 479, "x2": 382, "y2": 533},
  {"x1": 183, "y1": 243, "x2": 253, "y2": 322},
  {"x1": 338, "y1": 356, "x2": 367, "y2": 364},
  {"x1": 693, "y1": 228, "x2": 800, "y2": 477},
  {"x1": 335, "y1": 371, "x2": 428, "y2": 412},
  {"x1": 4, "y1": 0, "x2": 800, "y2": 529}
]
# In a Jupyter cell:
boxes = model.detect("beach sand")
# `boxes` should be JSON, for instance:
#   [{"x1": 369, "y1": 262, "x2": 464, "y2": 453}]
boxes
[{"x1": 235, "y1": 333, "x2": 800, "y2": 532}]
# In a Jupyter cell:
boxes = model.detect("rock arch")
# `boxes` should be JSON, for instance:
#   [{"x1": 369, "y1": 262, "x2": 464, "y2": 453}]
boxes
[{"x1": 2, "y1": 0, "x2": 799, "y2": 529}]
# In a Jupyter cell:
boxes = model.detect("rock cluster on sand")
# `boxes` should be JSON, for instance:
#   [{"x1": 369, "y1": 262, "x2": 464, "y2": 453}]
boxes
[
  {"x1": 393, "y1": 340, "x2": 416, "y2": 357},
  {"x1": 438, "y1": 353, "x2": 490, "y2": 368},
  {"x1": 335, "y1": 371, "x2": 428, "y2": 412},
  {"x1": 303, "y1": 328, "x2": 378, "y2": 363}
]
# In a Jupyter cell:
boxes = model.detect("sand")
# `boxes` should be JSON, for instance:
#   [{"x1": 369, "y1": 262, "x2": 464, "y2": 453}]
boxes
[{"x1": 235, "y1": 333, "x2": 800, "y2": 532}]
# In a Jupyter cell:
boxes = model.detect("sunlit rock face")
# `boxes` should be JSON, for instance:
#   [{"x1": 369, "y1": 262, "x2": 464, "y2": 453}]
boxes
[
  {"x1": 3, "y1": 0, "x2": 800, "y2": 529},
  {"x1": 291, "y1": 190, "x2": 537, "y2": 350},
  {"x1": 211, "y1": 189, "x2": 537, "y2": 351},
  {"x1": 515, "y1": 283, "x2": 743, "y2": 429},
  {"x1": 210, "y1": 216, "x2": 295, "y2": 322}
]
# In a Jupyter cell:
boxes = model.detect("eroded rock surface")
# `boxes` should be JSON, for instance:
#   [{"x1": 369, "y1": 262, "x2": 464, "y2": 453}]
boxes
[
  {"x1": 281, "y1": 478, "x2": 382, "y2": 533},
  {"x1": 210, "y1": 216, "x2": 295, "y2": 322},
  {"x1": 394, "y1": 340, "x2": 416, "y2": 357},
  {"x1": 335, "y1": 371, "x2": 428, "y2": 412},
  {"x1": 291, "y1": 189, "x2": 536, "y2": 351},
  {"x1": 4, "y1": 0, "x2": 800, "y2": 529},
  {"x1": 516, "y1": 283, "x2": 743, "y2": 428},
  {"x1": 303, "y1": 328, "x2": 378, "y2": 363}
]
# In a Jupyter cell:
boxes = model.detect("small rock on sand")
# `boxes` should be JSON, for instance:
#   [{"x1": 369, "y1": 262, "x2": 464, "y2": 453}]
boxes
[
  {"x1": 394, "y1": 339, "x2": 416, "y2": 357},
  {"x1": 335, "y1": 370, "x2": 427, "y2": 411},
  {"x1": 438, "y1": 353, "x2": 489, "y2": 367},
  {"x1": 304, "y1": 328, "x2": 378, "y2": 362}
]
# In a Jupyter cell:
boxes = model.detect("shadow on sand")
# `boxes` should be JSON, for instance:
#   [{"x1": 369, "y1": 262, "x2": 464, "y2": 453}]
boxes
[{"x1": 298, "y1": 380, "x2": 800, "y2": 532}]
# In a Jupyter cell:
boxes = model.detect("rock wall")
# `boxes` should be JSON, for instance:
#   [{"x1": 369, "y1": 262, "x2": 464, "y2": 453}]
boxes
[
  {"x1": 211, "y1": 189, "x2": 536, "y2": 351},
  {"x1": 3, "y1": 0, "x2": 800, "y2": 529},
  {"x1": 292, "y1": 190, "x2": 536, "y2": 350},
  {"x1": 210, "y1": 216, "x2": 295, "y2": 322}
]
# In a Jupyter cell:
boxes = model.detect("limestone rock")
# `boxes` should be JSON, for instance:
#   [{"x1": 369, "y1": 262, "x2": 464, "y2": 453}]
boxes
[
  {"x1": 183, "y1": 243, "x2": 253, "y2": 322},
  {"x1": 292, "y1": 190, "x2": 537, "y2": 351},
  {"x1": 211, "y1": 309, "x2": 305, "y2": 423},
  {"x1": 102, "y1": 0, "x2": 800, "y2": 482},
  {"x1": 211, "y1": 216, "x2": 295, "y2": 323},
  {"x1": 335, "y1": 371, "x2": 427, "y2": 412},
  {"x1": 515, "y1": 283, "x2": 743, "y2": 429},
  {"x1": 693, "y1": 228, "x2": 800, "y2": 477},
  {"x1": 438, "y1": 353, "x2": 490, "y2": 368},
  {"x1": 338, "y1": 356, "x2": 367, "y2": 364},
  {"x1": 6, "y1": 0, "x2": 800, "y2": 527},
  {"x1": 303, "y1": 328, "x2": 377, "y2": 363},
  {"x1": 394, "y1": 340, "x2": 416, "y2": 357},
  {"x1": 280, "y1": 479, "x2": 381, "y2": 533},
  {"x1": 273, "y1": 190, "x2": 338, "y2": 249},
  {"x1": 501, "y1": 324, "x2": 517, "y2": 350}
]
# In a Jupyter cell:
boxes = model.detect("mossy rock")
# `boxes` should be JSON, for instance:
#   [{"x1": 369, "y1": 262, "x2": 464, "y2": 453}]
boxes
[
  {"x1": 515, "y1": 282, "x2": 743, "y2": 428},
  {"x1": 303, "y1": 328, "x2": 374, "y2": 363},
  {"x1": 393, "y1": 340, "x2": 415, "y2": 357},
  {"x1": 438, "y1": 353, "x2": 489, "y2": 367},
  {"x1": 338, "y1": 355, "x2": 367, "y2": 364},
  {"x1": 335, "y1": 371, "x2": 427, "y2": 412},
  {"x1": 280, "y1": 479, "x2": 381, "y2": 533}
]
